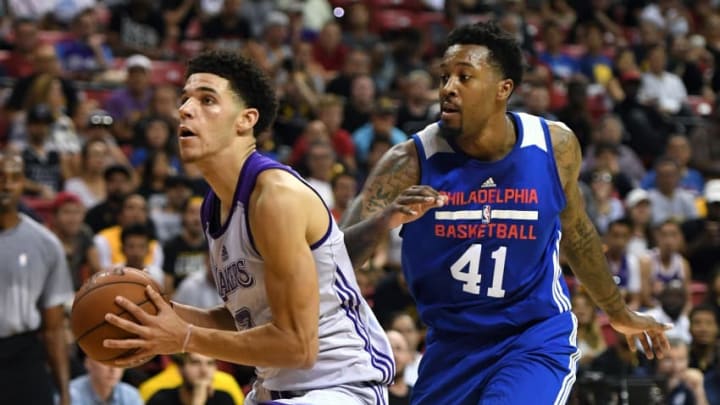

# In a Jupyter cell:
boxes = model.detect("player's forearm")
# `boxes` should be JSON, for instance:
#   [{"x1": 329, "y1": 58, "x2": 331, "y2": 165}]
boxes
[
  {"x1": 43, "y1": 325, "x2": 70, "y2": 403},
  {"x1": 342, "y1": 205, "x2": 392, "y2": 269},
  {"x1": 171, "y1": 302, "x2": 236, "y2": 331},
  {"x1": 562, "y1": 215, "x2": 627, "y2": 318},
  {"x1": 185, "y1": 322, "x2": 317, "y2": 369}
]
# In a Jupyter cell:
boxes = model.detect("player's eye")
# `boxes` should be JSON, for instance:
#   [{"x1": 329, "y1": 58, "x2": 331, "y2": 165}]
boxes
[
  {"x1": 440, "y1": 74, "x2": 449, "y2": 84},
  {"x1": 202, "y1": 97, "x2": 215, "y2": 105},
  {"x1": 459, "y1": 74, "x2": 472, "y2": 82}
]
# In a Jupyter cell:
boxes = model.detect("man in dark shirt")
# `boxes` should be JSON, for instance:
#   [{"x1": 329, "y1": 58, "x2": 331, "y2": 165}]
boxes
[
  {"x1": 163, "y1": 196, "x2": 207, "y2": 292},
  {"x1": 683, "y1": 180, "x2": 720, "y2": 282},
  {"x1": 84, "y1": 164, "x2": 134, "y2": 233},
  {"x1": 22, "y1": 104, "x2": 64, "y2": 198}
]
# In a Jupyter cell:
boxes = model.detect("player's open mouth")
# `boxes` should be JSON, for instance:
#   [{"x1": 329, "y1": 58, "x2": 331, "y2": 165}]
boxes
[
  {"x1": 441, "y1": 103, "x2": 460, "y2": 118},
  {"x1": 178, "y1": 127, "x2": 196, "y2": 138}
]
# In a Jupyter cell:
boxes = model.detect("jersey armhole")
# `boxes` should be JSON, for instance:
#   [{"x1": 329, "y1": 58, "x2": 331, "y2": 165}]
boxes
[{"x1": 400, "y1": 136, "x2": 426, "y2": 240}]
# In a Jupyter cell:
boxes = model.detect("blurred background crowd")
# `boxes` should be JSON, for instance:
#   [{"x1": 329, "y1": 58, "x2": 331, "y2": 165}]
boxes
[{"x1": 3, "y1": 0, "x2": 720, "y2": 403}]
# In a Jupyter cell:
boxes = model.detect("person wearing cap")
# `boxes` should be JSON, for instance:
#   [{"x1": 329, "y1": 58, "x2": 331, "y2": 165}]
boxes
[
  {"x1": 20, "y1": 104, "x2": 68, "y2": 200},
  {"x1": 352, "y1": 97, "x2": 408, "y2": 165},
  {"x1": 249, "y1": 10, "x2": 292, "y2": 75},
  {"x1": 50, "y1": 191, "x2": 101, "y2": 290},
  {"x1": 625, "y1": 188, "x2": 654, "y2": 257},
  {"x1": 683, "y1": 179, "x2": 720, "y2": 282},
  {"x1": 103, "y1": 53, "x2": 154, "y2": 143}
]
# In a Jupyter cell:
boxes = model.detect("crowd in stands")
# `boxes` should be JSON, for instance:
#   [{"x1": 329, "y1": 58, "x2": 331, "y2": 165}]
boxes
[{"x1": 3, "y1": 0, "x2": 720, "y2": 403}]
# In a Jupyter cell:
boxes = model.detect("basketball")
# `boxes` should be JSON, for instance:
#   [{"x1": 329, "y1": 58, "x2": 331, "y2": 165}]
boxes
[{"x1": 70, "y1": 267, "x2": 162, "y2": 366}]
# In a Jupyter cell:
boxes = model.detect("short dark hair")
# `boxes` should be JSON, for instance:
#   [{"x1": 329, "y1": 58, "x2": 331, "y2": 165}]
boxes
[
  {"x1": 186, "y1": 51, "x2": 278, "y2": 135},
  {"x1": 608, "y1": 217, "x2": 633, "y2": 231},
  {"x1": 593, "y1": 142, "x2": 620, "y2": 158},
  {"x1": 120, "y1": 222, "x2": 152, "y2": 244},
  {"x1": 689, "y1": 304, "x2": 718, "y2": 324},
  {"x1": 103, "y1": 164, "x2": 132, "y2": 181},
  {"x1": 446, "y1": 21, "x2": 524, "y2": 89}
]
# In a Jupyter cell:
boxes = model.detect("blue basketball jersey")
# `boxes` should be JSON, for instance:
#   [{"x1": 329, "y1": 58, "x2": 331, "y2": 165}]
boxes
[{"x1": 401, "y1": 112, "x2": 572, "y2": 341}]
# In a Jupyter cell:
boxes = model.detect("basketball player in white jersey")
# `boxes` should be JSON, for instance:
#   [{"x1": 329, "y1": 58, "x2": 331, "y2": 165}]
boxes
[{"x1": 102, "y1": 51, "x2": 394, "y2": 405}]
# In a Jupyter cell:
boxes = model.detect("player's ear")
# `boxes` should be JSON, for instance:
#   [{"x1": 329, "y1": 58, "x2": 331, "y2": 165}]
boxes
[
  {"x1": 235, "y1": 107, "x2": 259, "y2": 135},
  {"x1": 497, "y1": 79, "x2": 514, "y2": 101}
]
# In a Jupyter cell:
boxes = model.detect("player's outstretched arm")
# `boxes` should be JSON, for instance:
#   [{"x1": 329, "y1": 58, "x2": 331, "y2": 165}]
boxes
[
  {"x1": 341, "y1": 140, "x2": 445, "y2": 268},
  {"x1": 550, "y1": 122, "x2": 671, "y2": 359},
  {"x1": 103, "y1": 171, "x2": 322, "y2": 369}
]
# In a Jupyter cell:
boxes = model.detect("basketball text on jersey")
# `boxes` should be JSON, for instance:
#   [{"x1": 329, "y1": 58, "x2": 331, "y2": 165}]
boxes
[
  {"x1": 213, "y1": 258, "x2": 254, "y2": 300},
  {"x1": 434, "y1": 186, "x2": 539, "y2": 240}
]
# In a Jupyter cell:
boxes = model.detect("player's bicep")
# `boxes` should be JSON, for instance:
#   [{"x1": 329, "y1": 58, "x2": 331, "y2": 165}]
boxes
[
  {"x1": 550, "y1": 123, "x2": 586, "y2": 230},
  {"x1": 341, "y1": 140, "x2": 420, "y2": 227},
  {"x1": 250, "y1": 187, "x2": 319, "y2": 349}
]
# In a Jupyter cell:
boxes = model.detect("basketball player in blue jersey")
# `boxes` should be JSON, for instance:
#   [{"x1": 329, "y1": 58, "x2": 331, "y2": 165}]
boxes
[
  {"x1": 341, "y1": 22, "x2": 672, "y2": 404},
  {"x1": 102, "y1": 51, "x2": 394, "y2": 405}
]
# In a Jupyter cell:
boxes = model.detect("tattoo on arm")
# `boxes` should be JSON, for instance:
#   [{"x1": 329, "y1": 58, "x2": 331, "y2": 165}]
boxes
[
  {"x1": 552, "y1": 123, "x2": 626, "y2": 317},
  {"x1": 341, "y1": 141, "x2": 420, "y2": 268}
]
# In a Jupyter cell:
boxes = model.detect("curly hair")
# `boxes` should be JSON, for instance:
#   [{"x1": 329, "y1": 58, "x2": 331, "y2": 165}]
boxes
[
  {"x1": 186, "y1": 51, "x2": 278, "y2": 135},
  {"x1": 446, "y1": 21, "x2": 524, "y2": 89}
]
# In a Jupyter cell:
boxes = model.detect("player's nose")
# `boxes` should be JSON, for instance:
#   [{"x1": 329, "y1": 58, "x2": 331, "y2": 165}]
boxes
[
  {"x1": 178, "y1": 98, "x2": 195, "y2": 119},
  {"x1": 439, "y1": 77, "x2": 459, "y2": 99}
]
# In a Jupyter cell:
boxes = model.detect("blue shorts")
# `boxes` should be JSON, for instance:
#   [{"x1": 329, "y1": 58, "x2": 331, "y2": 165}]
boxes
[{"x1": 411, "y1": 312, "x2": 579, "y2": 405}]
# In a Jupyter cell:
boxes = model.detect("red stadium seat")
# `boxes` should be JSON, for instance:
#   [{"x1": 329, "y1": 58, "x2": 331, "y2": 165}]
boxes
[
  {"x1": 691, "y1": 281, "x2": 708, "y2": 306},
  {"x1": 368, "y1": 0, "x2": 426, "y2": 10},
  {"x1": 38, "y1": 30, "x2": 74, "y2": 45},
  {"x1": 371, "y1": 9, "x2": 415, "y2": 33},
  {"x1": 687, "y1": 95, "x2": 714, "y2": 116},
  {"x1": 82, "y1": 88, "x2": 113, "y2": 105},
  {"x1": 597, "y1": 312, "x2": 618, "y2": 347},
  {"x1": 151, "y1": 61, "x2": 185, "y2": 86}
]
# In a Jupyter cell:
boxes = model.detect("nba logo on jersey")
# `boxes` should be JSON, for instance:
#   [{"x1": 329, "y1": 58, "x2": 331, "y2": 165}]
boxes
[
  {"x1": 482, "y1": 205, "x2": 492, "y2": 224},
  {"x1": 221, "y1": 245, "x2": 229, "y2": 261}
]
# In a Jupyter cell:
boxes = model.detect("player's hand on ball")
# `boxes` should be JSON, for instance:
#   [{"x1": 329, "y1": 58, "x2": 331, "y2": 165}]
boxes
[
  {"x1": 103, "y1": 285, "x2": 189, "y2": 366},
  {"x1": 608, "y1": 307, "x2": 673, "y2": 360},
  {"x1": 384, "y1": 185, "x2": 448, "y2": 229}
]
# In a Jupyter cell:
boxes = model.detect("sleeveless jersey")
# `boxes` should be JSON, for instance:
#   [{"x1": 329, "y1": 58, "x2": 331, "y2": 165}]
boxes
[
  {"x1": 402, "y1": 112, "x2": 572, "y2": 341},
  {"x1": 201, "y1": 152, "x2": 394, "y2": 392},
  {"x1": 648, "y1": 248, "x2": 685, "y2": 285}
]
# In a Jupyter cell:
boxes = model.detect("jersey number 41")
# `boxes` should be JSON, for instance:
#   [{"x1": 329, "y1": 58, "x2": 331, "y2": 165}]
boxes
[{"x1": 450, "y1": 244, "x2": 507, "y2": 297}]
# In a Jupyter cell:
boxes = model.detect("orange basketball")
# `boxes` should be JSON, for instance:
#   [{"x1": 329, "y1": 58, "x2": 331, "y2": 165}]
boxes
[{"x1": 70, "y1": 267, "x2": 162, "y2": 366}]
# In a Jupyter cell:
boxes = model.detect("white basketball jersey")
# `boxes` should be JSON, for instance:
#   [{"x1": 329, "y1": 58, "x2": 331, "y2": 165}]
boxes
[{"x1": 201, "y1": 152, "x2": 395, "y2": 392}]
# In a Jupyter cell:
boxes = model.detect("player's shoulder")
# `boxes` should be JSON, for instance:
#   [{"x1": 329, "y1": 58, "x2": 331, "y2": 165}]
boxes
[
  {"x1": 543, "y1": 118, "x2": 576, "y2": 150},
  {"x1": 544, "y1": 118, "x2": 581, "y2": 173},
  {"x1": 253, "y1": 169, "x2": 322, "y2": 216}
]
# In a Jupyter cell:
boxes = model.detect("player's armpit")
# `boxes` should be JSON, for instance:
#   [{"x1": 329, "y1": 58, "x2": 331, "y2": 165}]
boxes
[
  {"x1": 551, "y1": 124, "x2": 627, "y2": 318},
  {"x1": 340, "y1": 140, "x2": 421, "y2": 268}
]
